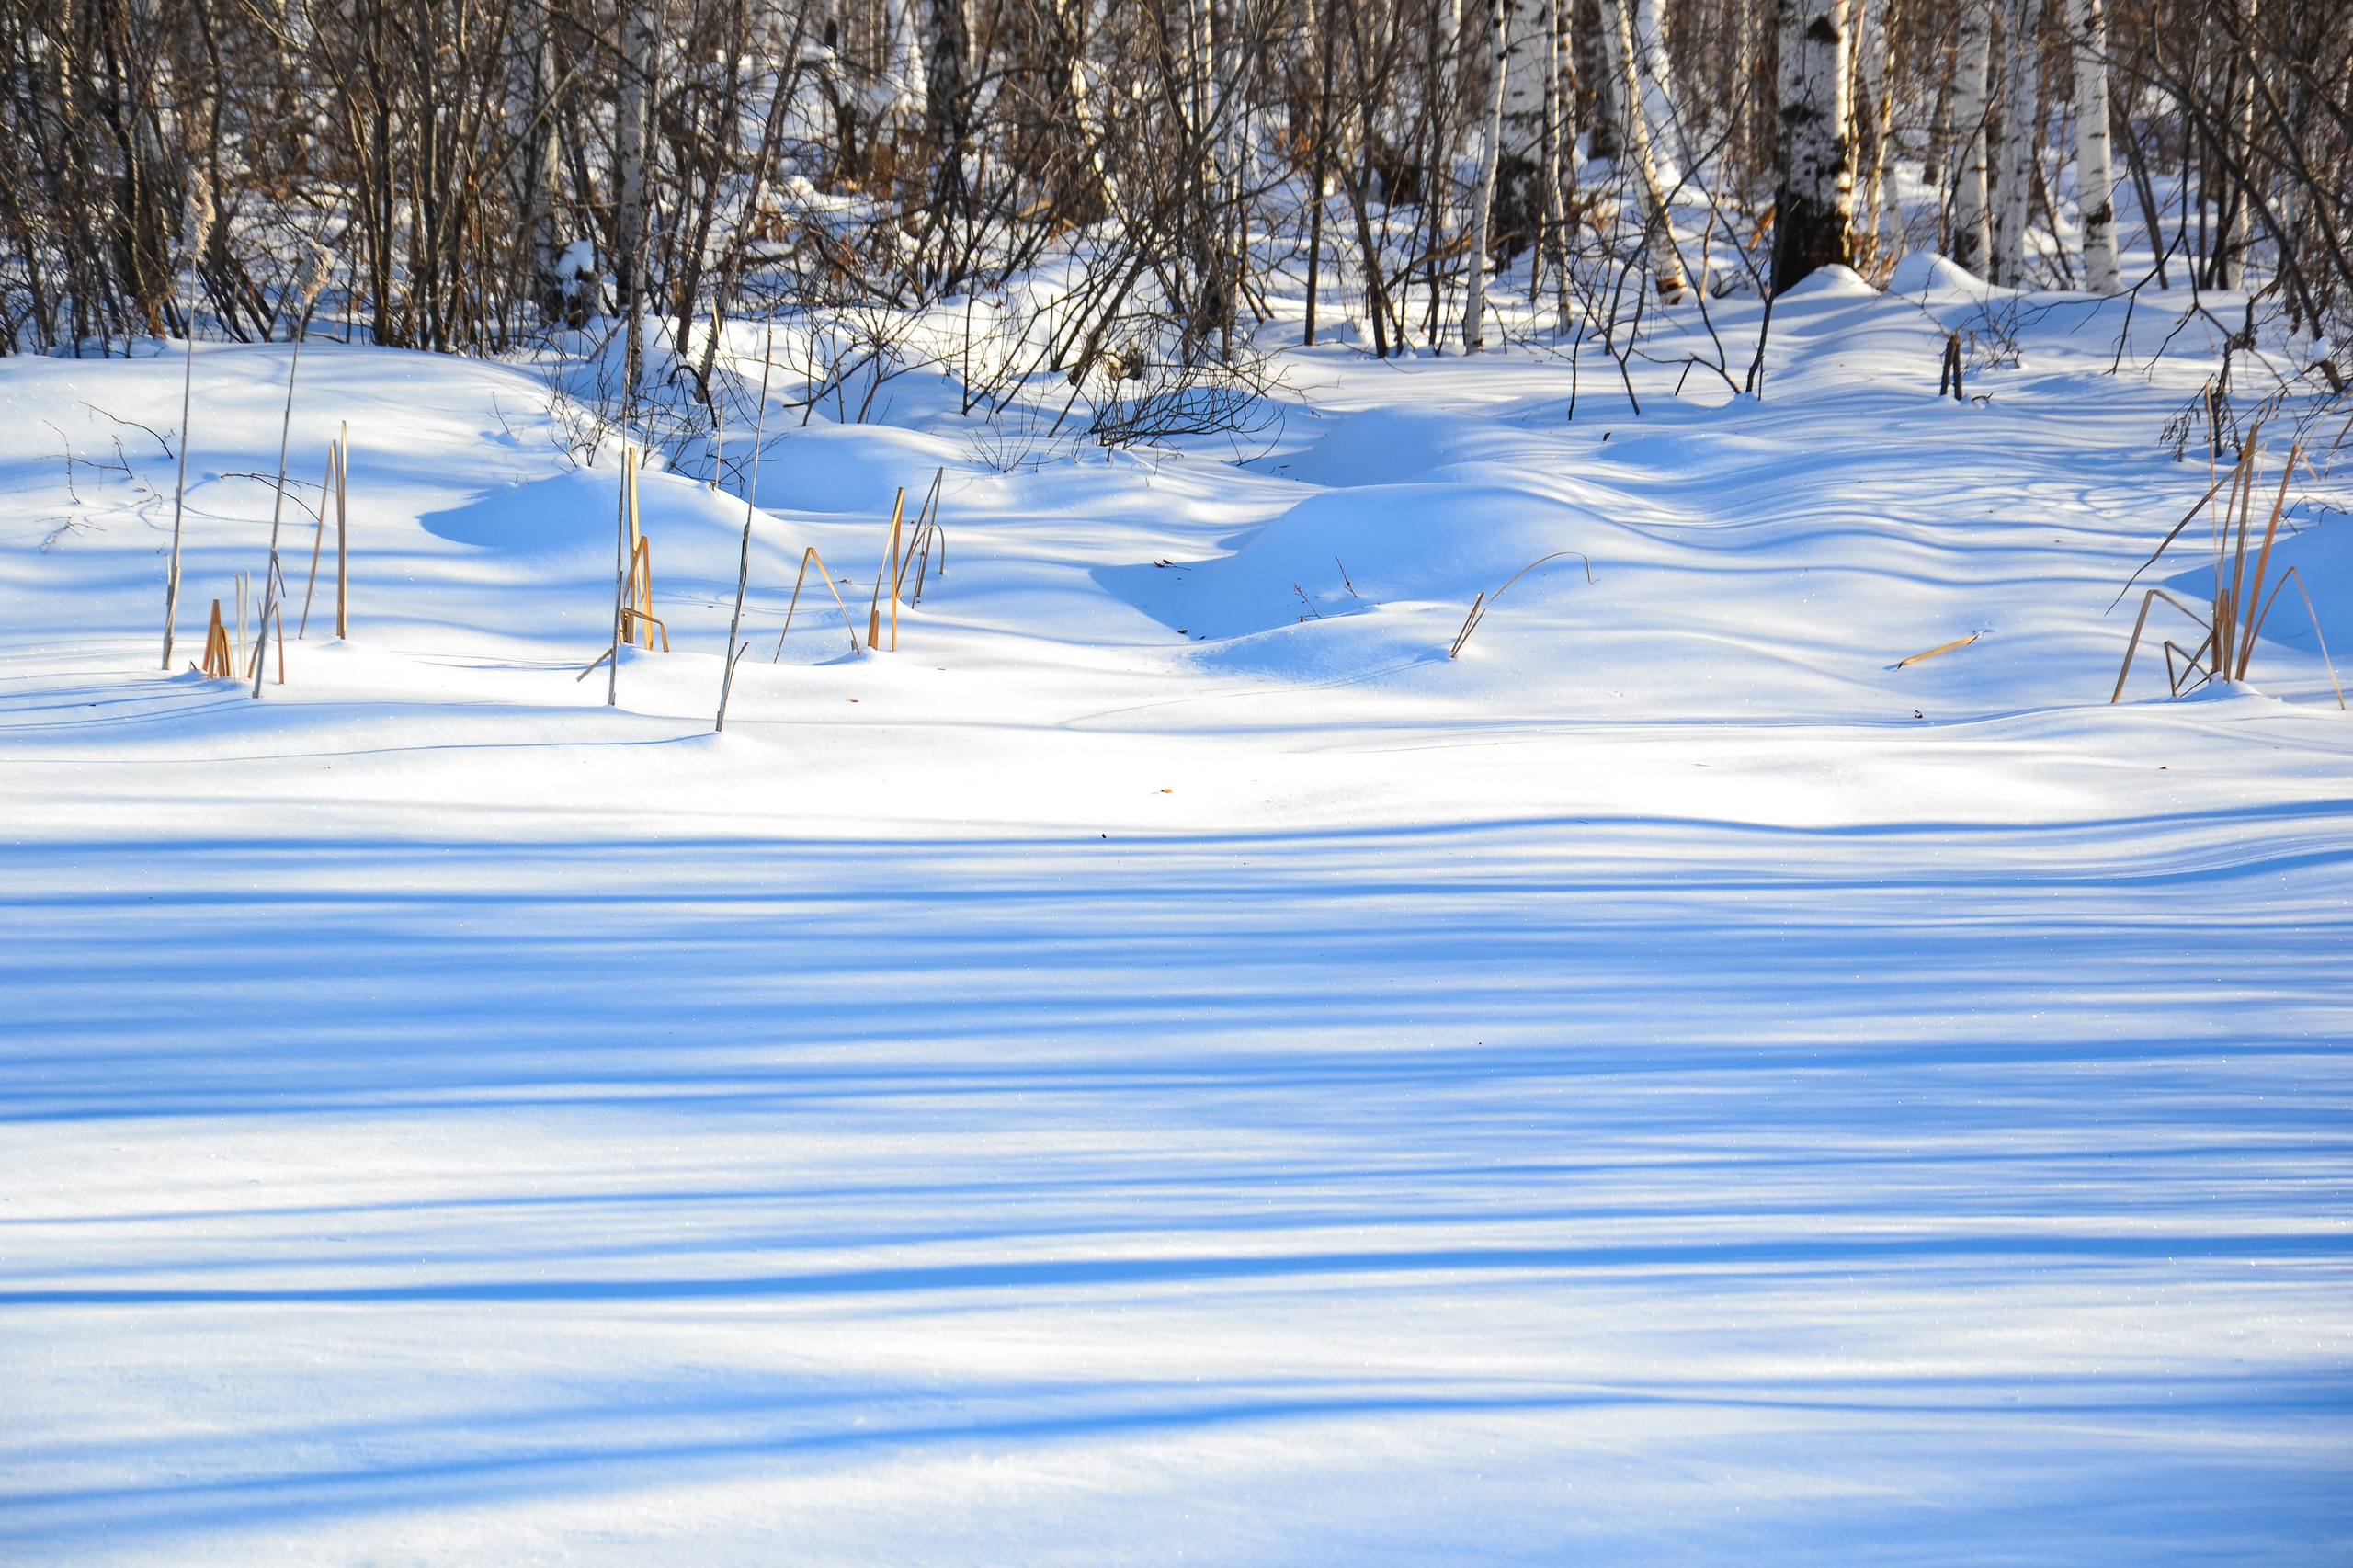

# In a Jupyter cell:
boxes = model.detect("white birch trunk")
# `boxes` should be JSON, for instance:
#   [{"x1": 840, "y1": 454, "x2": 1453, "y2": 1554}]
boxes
[
  {"x1": 1631, "y1": 0, "x2": 1687, "y2": 179},
  {"x1": 1600, "y1": 0, "x2": 1687, "y2": 298},
  {"x1": 2065, "y1": 0, "x2": 2118, "y2": 291},
  {"x1": 1538, "y1": 0, "x2": 1576, "y2": 327},
  {"x1": 1464, "y1": 0, "x2": 1509, "y2": 350},
  {"x1": 1991, "y1": 0, "x2": 2038, "y2": 286},
  {"x1": 1853, "y1": 0, "x2": 1898, "y2": 271},
  {"x1": 1771, "y1": 0, "x2": 1853, "y2": 290},
  {"x1": 1949, "y1": 0, "x2": 1994, "y2": 278},
  {"x1": 513, "y1": 13, "x2": 566, "y2": 319},
  {"x1": 2217, "y1": 0, "x2": 2255, "y2": 289},
  {"x1": 880, "y1": 0, "x2": 928, "y2": 143},
  {"x1": 1500, "y1": 0, "x2": 1549, "y2": 175},
  {"x1": 616, "y1": 1, "x2": 654, "y2": 392}
]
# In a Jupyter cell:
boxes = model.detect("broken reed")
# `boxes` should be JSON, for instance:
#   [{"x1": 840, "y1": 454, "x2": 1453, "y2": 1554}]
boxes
[
  {"x1": 866, "y1": 486, "x2": 906, "y2": 651},
  {"x1": 771, "y1": 547, "x2": 865, "y2": 661},
  {"x1": 161, "y1": 172, "x2": 213, "y2": 671},
  {"x1": 249, "y1": 239, "x2": 333, "y2": 699},
  {"x1": 897, "y1": 468, "x2": 948, "y2": 606},
  {"x1": 200, "y1": 598, "x2": 233, "y2": 678},
  {"x1": 1895, "y1": 631, "x2": 1980, "y2": 669},
  {"x1": 714, "y1": 310, "x2": 778, "y2": 733},
  {"x1": 1449, "y1": 551, "x2": 1594, "y2": 658},
  {"x1": 2111, "y1": 429, "x2": 2345, "y2": 708},
  {"x1": 298, "y1": 422, "x2": 350, "y2": 639}
]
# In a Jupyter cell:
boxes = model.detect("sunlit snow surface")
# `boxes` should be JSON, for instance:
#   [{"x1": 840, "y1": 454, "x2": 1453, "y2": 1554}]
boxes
[{"x1": 3, "y1": 270, "x2": 2349, "y2": 1562}]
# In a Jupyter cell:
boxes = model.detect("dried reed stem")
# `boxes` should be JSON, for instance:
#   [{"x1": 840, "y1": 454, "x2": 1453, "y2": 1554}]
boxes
[
  {"x1": 298, "y1": 438, "x2": 336, "y2": 637},
  {"x1": 715, "y1": 312, "x2": 778, "y2": 733},
  {"x1": 2234, "y1": 442, "x2": 2300, "y2": 681},
  {"x1": 334, "y1": 419, "x2": 349, "y2": 637},
  {"x1": 867, "y1": 486, "x2": 905, "y2": 650},
  {"x1": 1896, "y1": 631, "x2": 1980, "y2": 668},
  {"x1": 2242, "y1": 566, "x2": 2347, "y2": 710},
  {"x1": 2111, "y1": 586, "x2": 2212, "y2": 703},
  {"x1": 1449, "y1": 551, "x2": 1595, "y2": 657},
  {"x1": 250, "y1": 241, "x2": 332, "y2": 699},
  {"x1": 606, "y1": 441, "x2": 631, "y2": 707},
  {"x1": 161, "y1": 173, "x2": 211, "y2": 671},
  {"x1": 772, "y1": 547, "x2": 863, "y2": 661}
]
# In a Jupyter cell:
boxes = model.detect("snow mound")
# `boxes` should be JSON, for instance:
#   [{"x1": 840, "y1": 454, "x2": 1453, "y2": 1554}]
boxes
[
  {"x1": 1263, "y1": 406, "x2": 1535, "y2": 490},
  {"x1": 1779, "y1": 264, "x2": 1879, "y2": 301},
  {"x1": 1887, "y1": 251, "x2": 1984, "y2": 296},
  {"x1": 419, "y1": 469, "x2": 622, "y2": 562},
  {"x1": 421, "y1": 460, "x2": 813, "y2": 586},
  {"x1": 746, "y1": 423, "x2": 991, "y2": 516},
  {"x1": 1136, "y1": 482, "x2": 1614, "y2": 642}
]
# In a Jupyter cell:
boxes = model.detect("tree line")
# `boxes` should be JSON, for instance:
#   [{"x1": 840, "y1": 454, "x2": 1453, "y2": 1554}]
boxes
[{"x1": 3, "y1": 0, "x2": 2346, "y2": 428}]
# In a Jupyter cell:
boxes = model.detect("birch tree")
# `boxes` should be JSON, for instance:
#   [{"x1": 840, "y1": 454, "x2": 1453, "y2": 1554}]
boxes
[
  {"x1": 1949, "y1": 0, "x2": 1995, "y2": 278},
  {"x1": 1849, "y1": 0, "x2": 1899, "y2": 273},
  {"x1": 1771, "y1": 0, "x2": 1853, "y2": 290},
  {"x1": 617, "y1": 0, "x2": 655, "y2": 396},
  {"x1": 1465, "y1": 0, "x2": 1510, "y2": 349},
  {"x1": 1990, "y1": 0, "x2": 2039, "y2": 286},
  {"x1": 1495, "y1": 0, "x2": 1552, "y2": 245},
  {"x1": 2214, "y1": 0, "x2": 2256, "y2": 290},
  {"x1": 1631, "y1": 0, "x2": 1688, "y2": 176},
  {"x1": 1599, "y1": 0, "x2": 1687, "y2": 299},
  {"x1": 2066, "y1": 0, "x2": 2118, "y2": 291},
  {"x1": 879, "y1": 0, "x2": 929, "y2": 152},
  {"x1": 513, "y1": 10, "x2": 569, "y2": 323}
]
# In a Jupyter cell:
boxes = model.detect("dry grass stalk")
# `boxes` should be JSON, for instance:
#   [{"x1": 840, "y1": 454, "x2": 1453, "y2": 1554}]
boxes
[
  {"x1": 2216, "y1": 430, "x2": 2264, "y2": 676},
  {"x1": 161, "y1": 171, "x2": 213, "y2": 672},
  {"x1": 773, "y1": 546, "x2": 864, "y2": 661},
  {"x1": 605, "y1": 442, "x2": 631, "y2": 708},
  {"x1": 298, "y1": 437, "x2": 341, "y2": 637},
  {"x1": 250, "y1": 240, "x2": 334, "y2": 699},
  {"x1": 603, "y1": 456, "x2": 669, "y2": 653},
  {"x1": 2108, "y1": 468, "x2": 2240, "y2": 610},
  {"x1": 334, "y1": 419, "x2": 348, "y2": 638},
  {"x1": 897, "y1": 468, "x2": 946, "y2": 604},
  {"x1": 2112, "y1": 587, "x2": 2213, "y2": 703},
  {"x1": 2242, "y1": 565, "x2": 2347, "y2": 709},
  {"x1": 867, "y1": 486, "x2": 906, "y2": 650},
  {"x1": 2234, "y1": 444, "x2": 2300, "y2": 680},
  {"x1": 890, "y1": 495, "x2": 904, "y2": 651},
  {"x1": 1448, "y1": 592, "x2": 1485, "y2": 658},
  {"x1": 1895, "y1": 631, "x2": 1980, "y2": 668},
  {"x1": 621, "y1": 537, "x2": 669, "y2": 650},
  {"x1": 1449, "y1": 551, "x2": 1595, "y2": 658},
  {"x1": 200, "y1": 597, "x2": 233, "y2": 678},
  {"x1": 714, "y1": 311, "x2": 778, "y2": 733},
  {"x1": 245, "y1": 558, "x2": 289, "y2": 686},
  {"x1": 2110, "y1": 432, "x2": 2343, "y2": 709}
]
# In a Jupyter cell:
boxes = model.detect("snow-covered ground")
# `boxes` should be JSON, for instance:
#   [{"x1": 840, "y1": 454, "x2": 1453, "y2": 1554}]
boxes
[{"x1": 4, "y1": 268, "x2": 2350, "y2": 1562}]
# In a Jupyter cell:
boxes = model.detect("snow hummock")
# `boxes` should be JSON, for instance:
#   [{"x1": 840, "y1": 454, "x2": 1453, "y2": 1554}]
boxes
[{"x1": 1887, "y1": 249, "x2": 1986, "y2": 296}]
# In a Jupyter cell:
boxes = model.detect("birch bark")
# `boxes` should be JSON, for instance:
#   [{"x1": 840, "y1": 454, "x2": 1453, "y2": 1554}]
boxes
[
  {"x1": 2066, "y1": 0, "x2": 2119, "y2": 291},
  {"x1": 1949, "y1": 0, "x2": 1995, "y2": 278},
  {"x1": 1770, "y1": 0, "x2": 1854, "y2": 291}
]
